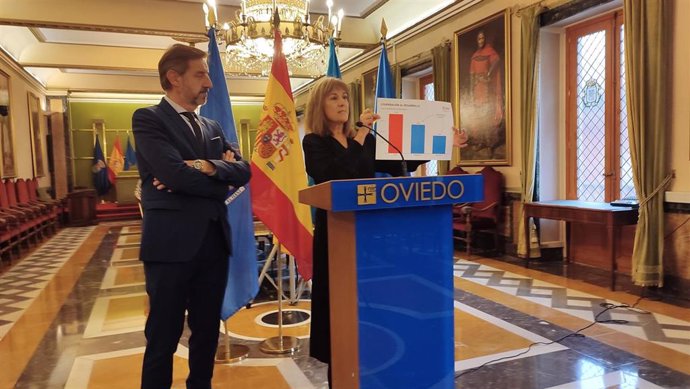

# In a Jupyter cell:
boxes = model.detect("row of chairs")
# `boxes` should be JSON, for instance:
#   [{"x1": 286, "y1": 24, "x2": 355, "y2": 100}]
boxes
[{"x1": 0, "y1": 178, "x2": 65, "y2": 267}]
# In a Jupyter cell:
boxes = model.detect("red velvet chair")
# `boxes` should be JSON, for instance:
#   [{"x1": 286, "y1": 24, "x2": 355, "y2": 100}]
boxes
[
  {"x1": 0, "y1": 216, "x2": 19, "y2": 265},
  {"x1": 452, "y1": 166, "x2": 504, "y2": 256},
  {"x1": 3, "y1": 179, "x2": 43, "y2": 245},
  {"x1": 0, "y1": 180, "x2": 36, "y2": 252},
  {"x1": 29, "y1": 178, "x2": 67, "y2": 226},
  {"x1": 17, "y1": 178, "x2": 57, "y2": 236},
  {"x1": 446, "y1": 165, "x2": 469, "y2": 175}
]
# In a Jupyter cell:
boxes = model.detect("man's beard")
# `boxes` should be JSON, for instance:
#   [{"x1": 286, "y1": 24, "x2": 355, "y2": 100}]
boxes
[{"x1": 193, "y1": 90, "x2": 209, "y2": 106}]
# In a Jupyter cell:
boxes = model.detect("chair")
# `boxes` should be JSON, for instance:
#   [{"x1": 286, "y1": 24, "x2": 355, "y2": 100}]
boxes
[
  {"x1": 16, "y1": 178, "x2": 57, "y2": 237},
  {"x1": 446, "y1": 165, "x2": 469, "y2": 175},
  {"x1": 1, "y1": 181, "x2": 33, "y2": 256},
  {"x1": 28, "y1": 178, "x2": 66, "y2": 227},
  {"x1": 452, "y1": 166, "x2": 504, "y2": 256}
]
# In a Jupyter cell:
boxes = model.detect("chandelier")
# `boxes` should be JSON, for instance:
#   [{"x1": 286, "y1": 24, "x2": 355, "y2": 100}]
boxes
[{"x1": 204, "y1": 0, "x2": 343, "y2": 76}]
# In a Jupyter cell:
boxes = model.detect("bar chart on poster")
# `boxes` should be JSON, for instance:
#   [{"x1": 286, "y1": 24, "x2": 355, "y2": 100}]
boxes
[{"x1": 375, "y1": 98, "x2": 454, "y2": 161}]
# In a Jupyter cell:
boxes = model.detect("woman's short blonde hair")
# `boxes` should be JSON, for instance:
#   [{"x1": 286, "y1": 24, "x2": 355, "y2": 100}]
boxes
[{"x1": 305, "y1": 77, "x2": 354, "y2": 137}]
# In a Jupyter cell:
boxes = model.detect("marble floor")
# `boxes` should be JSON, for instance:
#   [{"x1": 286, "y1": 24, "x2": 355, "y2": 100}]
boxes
[{"x1": 1, "y1": 223, "x2": 690, "y2": 388}]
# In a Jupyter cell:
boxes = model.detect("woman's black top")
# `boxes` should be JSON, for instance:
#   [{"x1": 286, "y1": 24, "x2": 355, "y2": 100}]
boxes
[{"x1": 301, "y1": 131, "x2": 425, "y2": 363}]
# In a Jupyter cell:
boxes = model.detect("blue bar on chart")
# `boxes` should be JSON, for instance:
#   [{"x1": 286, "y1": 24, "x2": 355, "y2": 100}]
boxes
[
  {"x1": 411, "y1": 124, "x2": 425, "y2": 154},
  {"x1": 432, "y1": 136, "x2": 446, "y2": 154}
]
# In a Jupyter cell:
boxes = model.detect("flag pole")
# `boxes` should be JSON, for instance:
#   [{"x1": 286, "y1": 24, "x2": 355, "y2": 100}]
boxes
[
  {"x1": 259, "y1": 242, "x2": 300, "y2": 354},
  {"x1": 215, "y1": 319, "x2": 249, "y2": 364}
]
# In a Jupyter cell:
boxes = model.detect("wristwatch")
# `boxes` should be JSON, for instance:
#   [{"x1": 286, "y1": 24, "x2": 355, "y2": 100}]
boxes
[{"x1": 192, "y1": 159, "x2": 204, "y2": 171}]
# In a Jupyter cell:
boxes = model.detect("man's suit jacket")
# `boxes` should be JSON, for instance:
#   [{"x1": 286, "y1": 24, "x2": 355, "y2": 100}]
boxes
[{"x1": 132, "y1": 98, "x2": 251, "y2": 263}]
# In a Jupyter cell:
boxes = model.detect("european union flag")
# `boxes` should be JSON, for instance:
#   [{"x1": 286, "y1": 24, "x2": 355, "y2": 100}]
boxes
[
  {"x1": 124, "y1": 136, "x2": 137, "y2": 170},
  {"x1": 200, "y1": 28, "x2": 259, "y2": 320},
  {"x1": 92, "y1": 135, "x2": 111, "y2": 195}
]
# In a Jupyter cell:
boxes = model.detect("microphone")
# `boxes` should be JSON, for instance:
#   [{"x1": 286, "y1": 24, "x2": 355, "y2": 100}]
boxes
[{"x1": 356, "y1": 121, "x2": 408, "y2": 176}]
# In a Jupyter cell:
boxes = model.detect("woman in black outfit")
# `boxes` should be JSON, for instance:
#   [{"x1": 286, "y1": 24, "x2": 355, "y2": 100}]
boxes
[{"x1": 302, "y1": 76, "x2": 466, "y2": 387}]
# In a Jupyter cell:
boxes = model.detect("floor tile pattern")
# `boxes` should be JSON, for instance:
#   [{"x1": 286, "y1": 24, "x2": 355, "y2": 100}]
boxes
[
  {"x1": 454, "y1": 259, "x2": 690, "y2": 354},
  {"x1": 3, "y1": 224, "x2": 690, "y2": 388},
  {"x1": 0, "y1": 227, "x2": 95, "y2": 340}
]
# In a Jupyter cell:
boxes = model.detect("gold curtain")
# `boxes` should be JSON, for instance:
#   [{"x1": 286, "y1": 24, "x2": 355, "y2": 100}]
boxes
[
  {"x1": 432, "y1": 42, "x2": 452, "y2": 174},
  {"x1": 349, "y1": 81, "x2": 362, "y2": 126},
  {"x1": 624, "y1": 0, "x2": 669, "y2": 286},
  {"x1": 517, "y1": 5, "x2": 543, "y2": 257}
]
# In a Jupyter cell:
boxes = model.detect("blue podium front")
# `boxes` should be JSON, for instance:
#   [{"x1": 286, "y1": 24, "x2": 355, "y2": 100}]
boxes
[{"x1": 299, "y1": 175, "x2": 483, "y2": 389}]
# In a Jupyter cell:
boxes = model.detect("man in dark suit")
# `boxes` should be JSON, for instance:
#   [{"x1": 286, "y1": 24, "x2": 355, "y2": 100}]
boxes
[{"x1": 133, "y1": 44, "x2": 251, "y2": 389}]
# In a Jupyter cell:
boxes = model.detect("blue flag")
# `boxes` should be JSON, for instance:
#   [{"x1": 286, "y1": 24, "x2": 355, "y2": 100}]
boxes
[
  {"x1": 200, "y1": 28, "x2": 259, "y2": 320},
  {"x1": 375, "y1": 42, "x2": 396, "y2": 177},
  {"x1": 92, "y1": 135, "x2": 111, "y2": 195},
  {"x1": 375, "y1": 41, "x2": 396, "y2": 109},
  {"x1": 326, "y1": 38, "x2": 341, "y2": 78},
  {"x1": 124, "y1": 136, "x2": 137, "y2": 170}
]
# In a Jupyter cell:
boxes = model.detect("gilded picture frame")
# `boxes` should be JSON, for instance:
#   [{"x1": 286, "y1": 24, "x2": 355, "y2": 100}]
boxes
[
  {"x1": 454, "y1": 9, "x2": 511, "y2": 166},
  {"x1": 360, "y1": 67, "x2": 377, "y2": 112},
  {"x1": 0, "y1": 69, "x2": 17, "y2": 178},
  {"x1": 27, "y1": 91, "x2": 45, "y2": 177}
]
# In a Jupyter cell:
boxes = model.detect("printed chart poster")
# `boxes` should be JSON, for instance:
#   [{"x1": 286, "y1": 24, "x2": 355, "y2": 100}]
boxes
[{"x1": 375, "y1": 98, "x2": 454, "y2": 161}]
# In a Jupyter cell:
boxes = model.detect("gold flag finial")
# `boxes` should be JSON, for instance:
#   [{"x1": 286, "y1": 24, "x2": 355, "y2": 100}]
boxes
[{"x1": 380, "y1": 18, "x2": 388, "y2": 41}]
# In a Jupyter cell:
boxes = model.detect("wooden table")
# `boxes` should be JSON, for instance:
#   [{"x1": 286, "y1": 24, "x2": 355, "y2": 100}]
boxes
[{"x1": 524, "y1": 200, "x2": 638, "y2": 290}]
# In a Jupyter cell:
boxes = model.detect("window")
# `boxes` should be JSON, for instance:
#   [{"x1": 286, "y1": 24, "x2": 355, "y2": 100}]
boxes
[
  {"x1": 565, "y1": 11, "x2": 633, "y2": 202},
  {"x1": 419, "y1": 74, "x2": 438, "y2": 176}
]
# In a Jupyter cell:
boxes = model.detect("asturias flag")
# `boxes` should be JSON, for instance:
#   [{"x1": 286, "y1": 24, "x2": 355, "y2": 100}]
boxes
[
  {"x1": 124, "y1": 136, "x2": 137, "y2": 171},
  {"x1": 200, "y1": 27, "x2": 259, "y2": 320},
  {"x1": 250, "y1": 29, "x2": 314, "y2": 280},
  {"x1": 92, "y1": 135, "x2": 111, "y2": 195},
  {"x1": 108, "y1": 136, "x2": 124, "y2": 183}
]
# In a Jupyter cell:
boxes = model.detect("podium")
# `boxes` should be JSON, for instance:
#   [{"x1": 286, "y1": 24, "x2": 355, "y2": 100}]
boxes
[{"x1": 299, "y1": 174, "x2": 483, "y2": 389}]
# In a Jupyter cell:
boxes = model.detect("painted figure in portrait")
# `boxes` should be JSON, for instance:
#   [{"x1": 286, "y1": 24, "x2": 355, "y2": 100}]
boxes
[{"x1": 456, "y1": 11, "x2": 510, "y2": 165}]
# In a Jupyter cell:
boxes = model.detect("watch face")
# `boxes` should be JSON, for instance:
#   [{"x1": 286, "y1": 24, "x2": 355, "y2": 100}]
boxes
[{"x1": 194, "y1": 160, "x2": 202, "y2": 170}]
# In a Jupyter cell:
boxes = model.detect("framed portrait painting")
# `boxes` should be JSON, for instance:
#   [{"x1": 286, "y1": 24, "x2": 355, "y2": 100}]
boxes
[
  {"x1": 27, "y1": 91, "x2": 45, "y2": 177},
  {"x1": 361, "y1": 67, "x2": 377, "y2": 112},
  {"x1": 0, "y1": 70, "x2": 17, "y2": 178},
  {"x1": 454, "y1": 10, "x2": 511, "y2": 165}
]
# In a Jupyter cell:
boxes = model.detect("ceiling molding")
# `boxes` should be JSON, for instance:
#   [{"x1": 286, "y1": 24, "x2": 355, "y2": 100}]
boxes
[
  {"x1": 28, "y1": 27, "x2": 46, "y2": 42},
  {"x1": 0, "y1": 47, "x2": 46, "y2": 91},
  {"x1": 360, "y1": 0, "x2": 391, "y2": 19},
  {"x1": 22, "y1": 64, "x2": 153, "y2": 72},
  {"x1": 0, "y1": 19, "x2": 207, "y2": 41}
]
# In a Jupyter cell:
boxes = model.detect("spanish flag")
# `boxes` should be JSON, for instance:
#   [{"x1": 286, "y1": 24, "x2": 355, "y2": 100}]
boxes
[
  {"x1": 250, "y1": 30, "x2": 314, "y2": 280},
  {"x1": 108, "y1": 136, "x2": 124, "y2": 184}
]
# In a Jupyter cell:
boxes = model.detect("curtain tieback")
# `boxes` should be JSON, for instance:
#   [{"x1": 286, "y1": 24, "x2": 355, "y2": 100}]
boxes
[{"x1": 638, "y1": 172, "x2": 674, "y2": 208}]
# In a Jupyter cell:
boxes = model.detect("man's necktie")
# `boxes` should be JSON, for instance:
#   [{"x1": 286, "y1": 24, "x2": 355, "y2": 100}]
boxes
[{"x1": 180, "y1": 112, "x2": 203, "y2": 144}]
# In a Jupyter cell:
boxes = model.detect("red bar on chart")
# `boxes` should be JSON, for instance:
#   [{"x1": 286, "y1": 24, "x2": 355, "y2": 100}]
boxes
[{"x1": 389, "y1": 113, "x2": 403, "y2": 153}]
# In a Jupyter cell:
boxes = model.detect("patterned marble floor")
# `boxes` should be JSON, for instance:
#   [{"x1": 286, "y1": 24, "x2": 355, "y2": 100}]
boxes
[{"x1": 1, "y1": 223, "x2": 689, "y2": 388}]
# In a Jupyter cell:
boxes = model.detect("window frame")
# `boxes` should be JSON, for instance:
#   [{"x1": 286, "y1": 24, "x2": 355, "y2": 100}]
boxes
[{"x1": 565, "y1": 11, "x2": 625, "y2": 202}]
